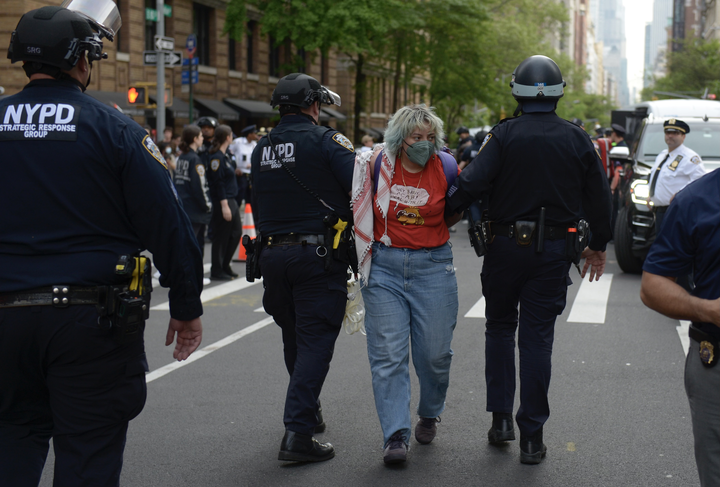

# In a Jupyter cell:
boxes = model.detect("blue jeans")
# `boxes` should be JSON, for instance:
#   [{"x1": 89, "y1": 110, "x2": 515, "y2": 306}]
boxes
[{"x1": 362, "y1": 242, "x2": 459, "y2": 446}]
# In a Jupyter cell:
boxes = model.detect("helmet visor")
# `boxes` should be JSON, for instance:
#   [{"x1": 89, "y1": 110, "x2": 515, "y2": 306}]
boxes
[
  {"x1": 61, "y1": 0, "x2": 122, "y2": 40},
  {"x1": 320, "y1": 86, "x2": 341, "y2": 107}
]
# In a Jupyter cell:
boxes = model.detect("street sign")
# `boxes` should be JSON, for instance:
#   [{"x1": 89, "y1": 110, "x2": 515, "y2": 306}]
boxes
[
  {"x1": 186, "y1": 34, "x2": 197, "y2": 51},
  {"x1": 181, "y1": 57, "x2": 199, "y2": 66},
  {"x1": 145, "y1": 5, "x2": 172, "y2": 21},
  {"x1": 181, "y1": 70, "x2": 199, "y2": 85},
  {"x1": 154, "y1": 36, "x2": 174, "y2": 52},
  {"x1": 143, "y1": 51, "x2": 182, "y2": 67}
]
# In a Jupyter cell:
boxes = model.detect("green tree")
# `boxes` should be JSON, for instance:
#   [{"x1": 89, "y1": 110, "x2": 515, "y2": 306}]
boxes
[
  {"x1": 555, "y1": 54, "x2": 614, "y2": 127},
  {"x1": 641, "y1": 37, "x2": 720, "y2": 101},
  {"x1": 225, "y1": 0, "x2": 407, "y2": 142}
]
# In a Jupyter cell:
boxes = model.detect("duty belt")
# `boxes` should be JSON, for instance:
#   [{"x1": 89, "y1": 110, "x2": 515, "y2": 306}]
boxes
[
  {"x1": 491, "y1": 223, "x2": 568, "y2": 240},
  {"x1": 0, "y1": 285, "x2": 125, "y2": 309},
  {"x1": 266, "y1": 234, "x2": 325, "y2": 246}
]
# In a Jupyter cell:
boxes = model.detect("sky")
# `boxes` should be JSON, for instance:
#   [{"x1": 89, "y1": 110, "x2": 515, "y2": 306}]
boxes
[{"x1": 624, "y1": 0, "x2": 655, "y2": 102}]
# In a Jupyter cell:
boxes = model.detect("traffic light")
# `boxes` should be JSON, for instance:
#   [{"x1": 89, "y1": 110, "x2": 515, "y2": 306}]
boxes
[{"x1": 127, "y1": 86, "x2": 148, "y2": 106}]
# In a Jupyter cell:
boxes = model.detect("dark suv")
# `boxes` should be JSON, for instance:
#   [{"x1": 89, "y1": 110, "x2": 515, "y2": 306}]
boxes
[{"x1": 613, "y1": 100, "x2": 720, "y2": 273}]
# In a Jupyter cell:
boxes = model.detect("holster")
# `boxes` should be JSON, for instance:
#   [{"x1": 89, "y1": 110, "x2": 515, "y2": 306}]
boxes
[
  {"x1": 565, "y1": 220, "x2": 589, "y2": 265},
  {"x1": 242, "y1": 233, "x2": 263, "y2": 282},
  {"x1": 104, "y1": 254, "x2": 152, "y2": 344},
  {"x1": 515, "y1": 221, "x2": 536, "y2": 247},
  {"x1": 323, "y1": 213, "x2": 356, "y2": 273},
  {"x1": 468, "y1": 222, "x2": 487, "y2": 257}
]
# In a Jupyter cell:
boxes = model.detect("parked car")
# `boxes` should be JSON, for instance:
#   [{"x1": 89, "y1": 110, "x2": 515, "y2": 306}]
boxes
[{"x1": 613, "y1": 100, "x2": 720, "y2": 273}]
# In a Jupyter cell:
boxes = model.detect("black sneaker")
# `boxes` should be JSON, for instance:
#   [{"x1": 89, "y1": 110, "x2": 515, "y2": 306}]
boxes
[
  {"x1": 415, "y1": 416, "x2": 440, "y2": 444},
  {"x1": 488, "y1": 412, "x2": 516, "y2": 444},
  {"x1": 520, "y1": 431, "x2": 547, "y2": 465},
  {"x1": 210, "y1": 272, "x2": 234, "y2": 281},
  {"x1": 223, "y1": 267, "x2": 239, "y2": 278},
  {"x1": 383, "y1": 431, "x2": 408, "y2": 464}
]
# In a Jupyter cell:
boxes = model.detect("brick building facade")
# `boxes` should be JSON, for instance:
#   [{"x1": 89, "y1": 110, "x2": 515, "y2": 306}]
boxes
[{"x1": 0, "y1": 0, "x2": 430, "y2": 142}]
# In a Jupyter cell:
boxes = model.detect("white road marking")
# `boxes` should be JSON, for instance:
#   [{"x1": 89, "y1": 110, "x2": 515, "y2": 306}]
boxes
[
  {"x1": 146, "y1": 316, "x2": 275, "y2": 383},
  {"x1": 254, "y1": 306, "x2": 265, "y2": 313},
  {"x1": 464, "y1": 297, "x2": 486, "y2": 318},
  {"x1": 150, "y1": 278, "x2": 262, "y2": 311},
  {"x1": 677, "y1": 320, "x2": 690, "y2": 356},
  {"x1": 152, "y1": 264, "x2": 212, "y2": 290},
  {"x1": 567, "y1": 273, "x2": 614, "y2": 323}
]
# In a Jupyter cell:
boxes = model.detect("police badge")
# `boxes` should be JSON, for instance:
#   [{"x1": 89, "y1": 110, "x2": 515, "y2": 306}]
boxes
[{"x1": 699, "y1": 340, "x2": 717, "y2": 368}]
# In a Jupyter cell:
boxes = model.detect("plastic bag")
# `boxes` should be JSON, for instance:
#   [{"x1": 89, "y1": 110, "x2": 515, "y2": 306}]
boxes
[{"x1": 343, "y1": 279, "x2": 366, "y2": 335}]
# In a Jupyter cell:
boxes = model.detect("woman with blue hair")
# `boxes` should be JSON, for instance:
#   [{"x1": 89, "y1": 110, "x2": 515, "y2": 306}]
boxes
[{"x1": 352, "y1": 104, "x2": 462, "y2": 464}]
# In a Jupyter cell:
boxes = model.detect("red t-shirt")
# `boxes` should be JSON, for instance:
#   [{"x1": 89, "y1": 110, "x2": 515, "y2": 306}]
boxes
[{"x1": 373, "y1": 154, "x2": 454, "y2": 249}]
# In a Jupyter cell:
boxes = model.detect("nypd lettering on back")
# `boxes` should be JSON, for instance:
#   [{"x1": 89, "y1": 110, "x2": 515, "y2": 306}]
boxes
[
  {"x1": 260, "y1": 142, "x2": 296, "y2": 171},
  {"x1": 0, "y1": 103, "x2": 80, "y2": 141}
]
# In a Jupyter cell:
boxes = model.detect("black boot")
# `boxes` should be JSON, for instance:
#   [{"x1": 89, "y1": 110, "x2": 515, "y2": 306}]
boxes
[
  {"x1": 520, "y1": 429, "x2": 547, "y2": 465},
  {"x1": 315, "y1": 401, "x2": 326, "y2": 434},
  {"x1": 278, "y1": 430, "x2": 335, "y2": 462},
  {"x1": 488, "y1": 412, "x2": 516, "y2": 444}
]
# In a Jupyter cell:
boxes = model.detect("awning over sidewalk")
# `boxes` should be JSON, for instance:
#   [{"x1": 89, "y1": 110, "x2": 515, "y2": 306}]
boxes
[
  {"x1": 361, "y1": 127, "x2": 383, "y2": 139},
  {"x1": 194, "y1": 97, "x2": 239, "y2": 121},
  {"x1": 321, "y1": 107, "x2": 347, "y2": 121},
  {"x1": 224, "y1": 98, "x2": 278, "y2": 118}
]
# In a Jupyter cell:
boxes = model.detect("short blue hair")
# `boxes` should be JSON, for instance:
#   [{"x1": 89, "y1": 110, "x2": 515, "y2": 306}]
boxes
[{"x1": 383, "y1": 104, "x2": 445, "y2": 157}]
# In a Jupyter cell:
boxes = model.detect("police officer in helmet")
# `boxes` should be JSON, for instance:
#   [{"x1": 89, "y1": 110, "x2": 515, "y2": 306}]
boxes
[
  {"x1": 250, "y1": 73, "x2": 355, "y2": 462},
  {"x1": 196, "y1": 116, "x2": 219, "y2": 161},
  {"x1": 0, "y1": 2, "x2": 204, "y2": 484},
  {"x1": 448, "y1": 55, "x2": 612, "y2": 464}
]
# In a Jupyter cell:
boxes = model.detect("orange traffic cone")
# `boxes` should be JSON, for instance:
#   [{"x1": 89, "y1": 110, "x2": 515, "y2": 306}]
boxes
[{"x1": 236, "y1": 203, "x2": 256, "y2": 262}]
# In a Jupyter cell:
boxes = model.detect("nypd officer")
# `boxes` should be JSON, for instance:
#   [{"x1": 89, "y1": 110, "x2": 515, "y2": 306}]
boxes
[
  {"x1": 648, "y1": 118, "x2": 706, "y2": 232},
  {"x1": 251, "y1": 73, "x2": 355, "y2": 462},
  {"x1": 0, "y1": 3, "x2": 204, "y2": 486},
  {"x1": 640, "y1": 166, "x2": 720, "y2": 487},
  {"x1": 196, "y1": 116, "x2": 219, "y2": 159},
  {"x1": 447, "y1": 55, "x2": 612, "y2": 464}
]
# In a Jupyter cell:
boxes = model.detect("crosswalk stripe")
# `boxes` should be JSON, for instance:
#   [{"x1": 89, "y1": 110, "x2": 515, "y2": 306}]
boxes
[
  {"x1": 677, "y1": 320, "x2": 690, "y2": 356},
  {"x1": 567, "y1": 273, "x2": 614, "y2": 323},
  {"x1": 464, "y1": 297, "x2": 486, "y2": 318},
  {"x1": 146, "y1": 316, "x2": 275, "y2": 383},
  {"x1": 150, "y1": 278, "x2": 262, "y2": 311}
]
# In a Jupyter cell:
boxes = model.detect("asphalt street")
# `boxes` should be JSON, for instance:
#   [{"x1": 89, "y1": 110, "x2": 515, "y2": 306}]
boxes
[{"x1": 39, "y1": 222, "x2": 698, "y2": 486}]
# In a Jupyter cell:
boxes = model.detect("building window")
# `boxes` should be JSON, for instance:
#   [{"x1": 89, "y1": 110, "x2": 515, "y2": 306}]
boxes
[
  {"x1": 193, "y1": 3, "x2": 211, "y2": 65},
  {"x1": 269, "y1": 36, "x2": 280, "y2": 77},
  {"x1": 247, "y1": 21, "x2": 256, "y2": 73},
  {"x1": 229, "y1": 38, "x2": 236, "y2": 71},
  {"x1": 144, "y1": 0, "x2": 156, "y2": 52}
]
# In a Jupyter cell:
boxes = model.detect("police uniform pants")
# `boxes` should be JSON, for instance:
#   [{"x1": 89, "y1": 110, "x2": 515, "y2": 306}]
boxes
[
  {"x1": 260, "y1": 245, "x2": 347, "y2": 436},
  {"x1": 685, "y1": 339, "x2": 720, "y2": 487},
  {"x1": 0, "y1": 306, "x2": 147, "y2": 487},
  {"x1": 211, "y1": 198, "x2": 242, "y2": 275},
  {"x1": 480, "y1": 236, "x2": 571, "y2": 437}
]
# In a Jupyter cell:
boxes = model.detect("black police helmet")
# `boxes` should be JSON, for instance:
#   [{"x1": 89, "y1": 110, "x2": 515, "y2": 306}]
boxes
[
  {"x1": 7, "y1": 6, "x2": 108, "y2": 72},
  {"x1": 270, "y1": 73, "x2": 341, "y2": 109},
  {"x1": 196, "y1": 117, "x2": 219, "y2": 129},
  {"x1": 510, "y1": 55, "x2": 566, "y2": 101}
]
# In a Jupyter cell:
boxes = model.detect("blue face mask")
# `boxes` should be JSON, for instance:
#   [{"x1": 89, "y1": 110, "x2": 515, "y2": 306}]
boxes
[{"x1": 403, "y1": 140, "x2": 435, "y2": 167}]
